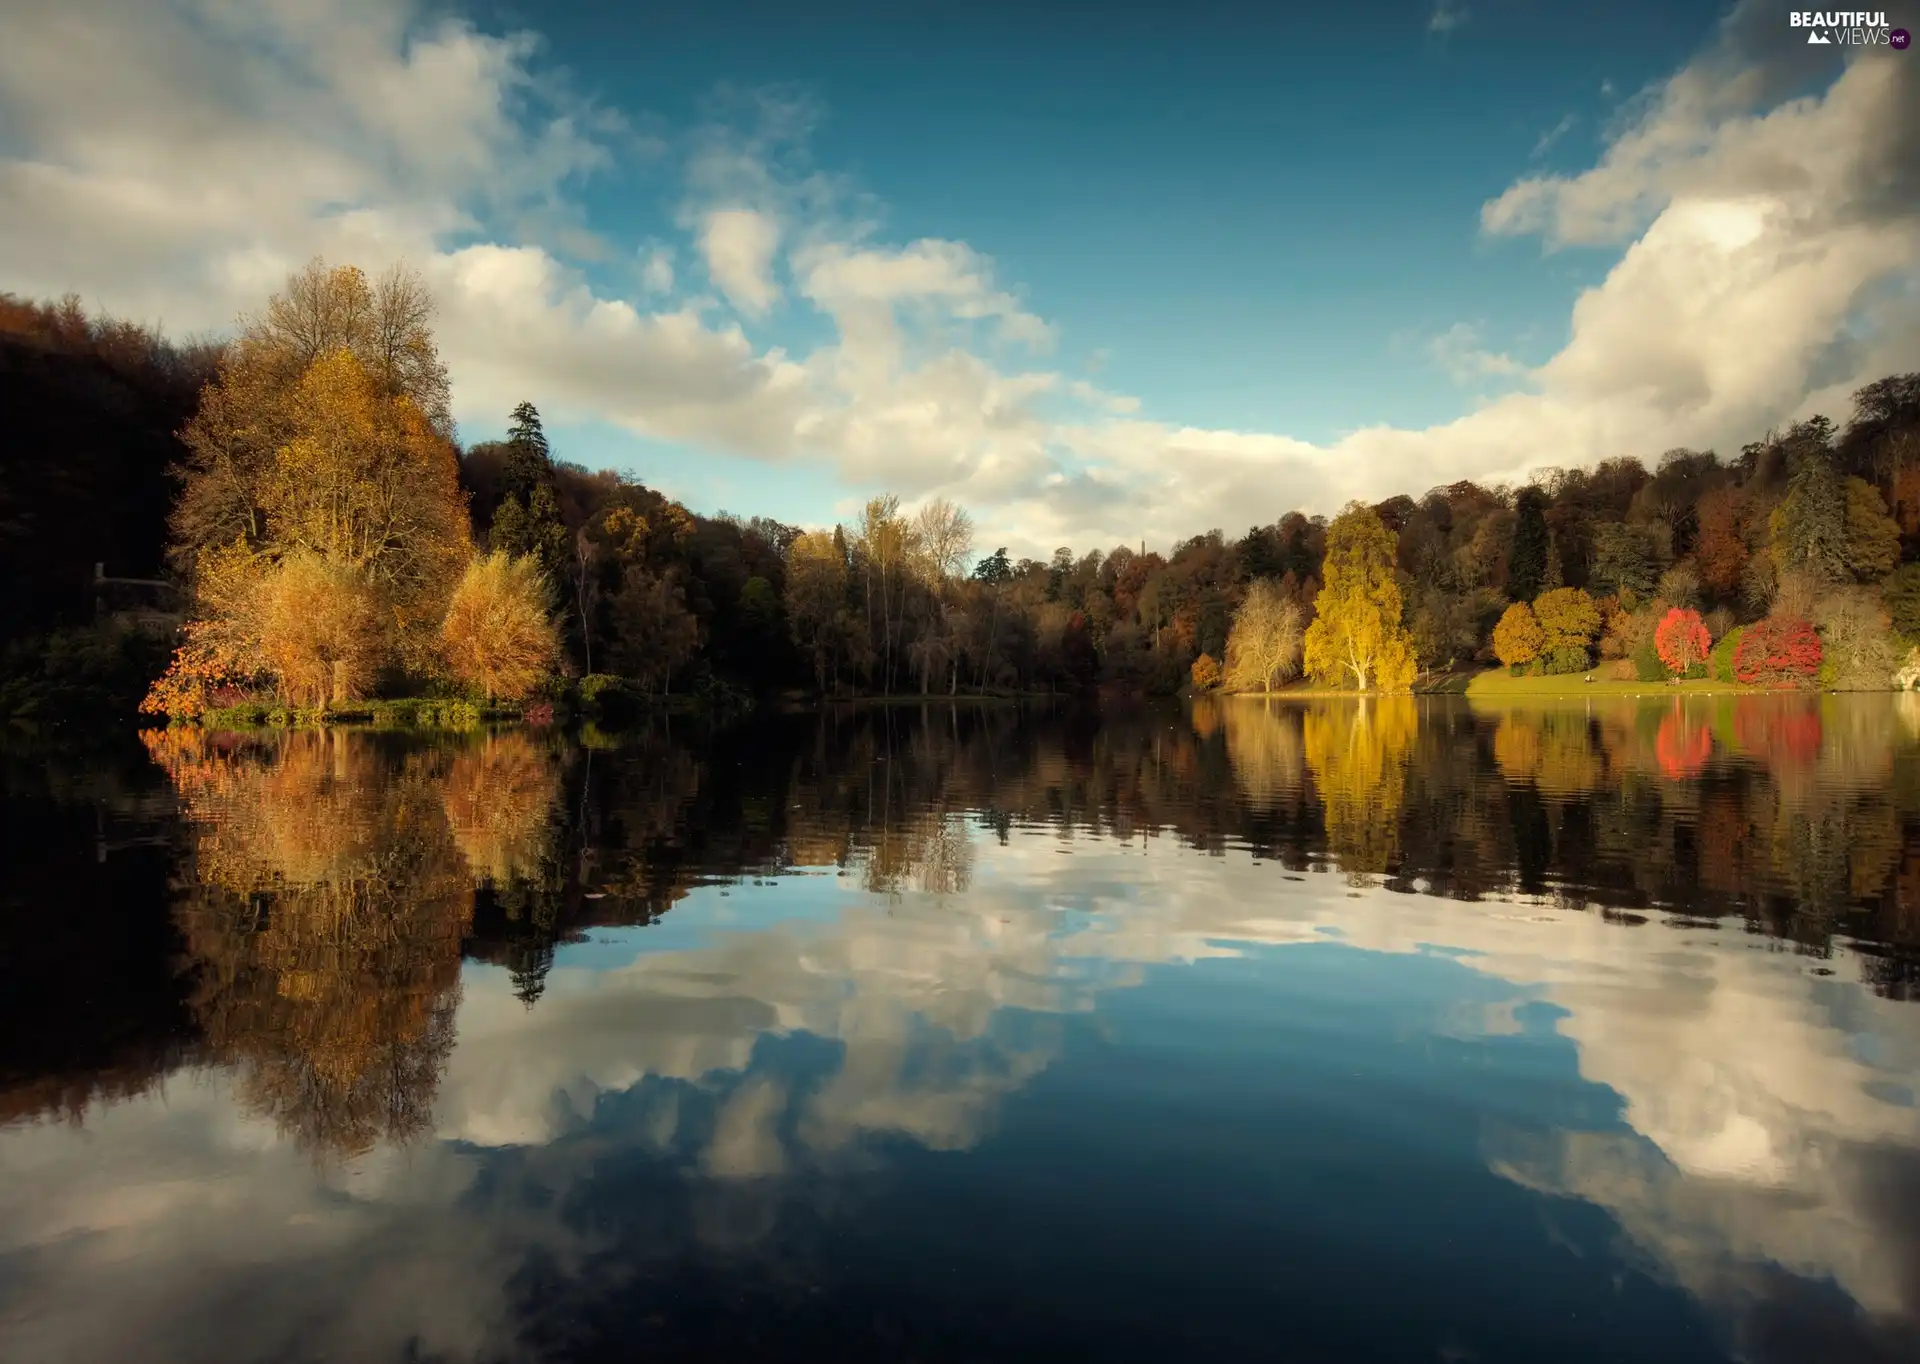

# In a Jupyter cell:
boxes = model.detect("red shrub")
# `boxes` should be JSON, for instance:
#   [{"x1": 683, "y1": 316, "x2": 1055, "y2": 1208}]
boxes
[
  {"x1": 1732, "y1": 617, "x2": 1821, "y2": 687},
  {"x1": 1654, "y1": 607, "x2": 1711, "y2": 677}
]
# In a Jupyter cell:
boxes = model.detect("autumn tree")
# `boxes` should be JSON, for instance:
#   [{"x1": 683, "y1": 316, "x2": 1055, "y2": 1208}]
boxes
[
  {"x1": 254, "y1": 552, "x2": 383, "y2": 707},
  {"x1": 1532, "y1": 587, "x2": 1602, "y2": 672},
  {"x1": 1302, "y1": 503, "x2": 1417, "y2": 692},
  {"x1": 1734, "y1": 617, "x2": 1822, "y2": 687},
  {"x1": 1815, "y1": 589, "x2": 1896, "y2": 691},
  {"x1": 154, "y1": 260, "x2": 472, "y2": 708},
  {"x1": 441, "y1": 552, "x2": 561, "y2": 702},
  {"x1": 1694, "y1": 484, "x2": 1748, "y2": 596},
  {"x1": 1653, "y1": 607, "x2": 1710, "y2": 680},
  {"x1": 171, "y1": 260, "x2": 453, "y2": 562},
  {"x1": 1224, "y1": 578, "x2": 1304, "y2": 692},
  {"x1": 1190, "y1": 652, "x2": 1223, "y2": 690},
  {"x1": 1841, "y1": 477, "x2": 1900, "y2": 582},
  {"x1": 786, "y1": 530, "x2": 851, "y2": 691},
  {"x1": 914, "y1": 498, "x2": 975, "y2": 578},
  {"x1": 1492, "y1": 602, "x2": 1545, "y2": 668},
  {"x1": 1881, "y1": 564, "x2": 1920, "y2": 639}
]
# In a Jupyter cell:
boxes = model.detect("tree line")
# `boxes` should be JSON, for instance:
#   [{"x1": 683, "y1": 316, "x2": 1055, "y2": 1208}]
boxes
[{"x1": 4, "y1": 258, "x2": 1918, "y2": 720}]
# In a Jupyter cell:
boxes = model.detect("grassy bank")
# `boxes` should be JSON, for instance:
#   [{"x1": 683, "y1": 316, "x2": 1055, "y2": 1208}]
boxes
[
  {"x1": 1448, "y1": 670, "x2": 1753, "y2": 698},
  {"x1": 199, "y1": 697, "x2": 525, "y2": 731},
  {"x1": 1198, "y1": 669, "x2": 1759, "y2": 701}
]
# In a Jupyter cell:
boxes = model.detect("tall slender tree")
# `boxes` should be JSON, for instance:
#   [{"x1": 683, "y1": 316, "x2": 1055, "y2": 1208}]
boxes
[{"x1": 1507, "y1": 487, "x2": 1550, "y2": 602}]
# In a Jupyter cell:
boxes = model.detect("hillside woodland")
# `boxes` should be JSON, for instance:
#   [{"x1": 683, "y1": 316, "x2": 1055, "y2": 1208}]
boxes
[{"x1": 3, "y1": 260, "x2": 1918, "y2": 722}]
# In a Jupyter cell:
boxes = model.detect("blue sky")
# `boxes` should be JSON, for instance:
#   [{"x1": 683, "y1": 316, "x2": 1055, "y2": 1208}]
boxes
[
  {"x1": 465, "y1": 0, "x2": 1722, "y2": 521},
  {"x1": 483, "y1": 0, "x2": 1700, "y2": 431},
  {"x1": 3, "y1": 0, "x2": 1914, "y2": 554}
]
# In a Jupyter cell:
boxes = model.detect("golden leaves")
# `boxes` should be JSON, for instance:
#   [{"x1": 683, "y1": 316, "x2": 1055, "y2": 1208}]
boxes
[
  {"x1": 167, "y1": 262, "x2": 473, "y2": 704},
  {"x1": 440, "y1": 551, "x2": 561, "y2": 702}
]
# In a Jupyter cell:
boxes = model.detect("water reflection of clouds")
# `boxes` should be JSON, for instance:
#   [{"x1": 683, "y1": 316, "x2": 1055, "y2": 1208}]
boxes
[
  {"x1": 5, "y1": 813, "x2": 1919, "y2": 1360},
  {"x1": 0, "y1": 1070, "x2": 546, "y2": 1364},
  {"x1": 430, "y1": 822, "x2": 1920, "y2": 1339}
]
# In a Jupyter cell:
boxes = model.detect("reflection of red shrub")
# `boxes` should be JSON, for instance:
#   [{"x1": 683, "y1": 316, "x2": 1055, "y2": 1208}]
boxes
[
  {"x1": 1732, "y1": 698, "x2": 1822, "y2": 766},
  {"x1": 1732, "y1": 617, "x2": 1821, "y2": 687},
  {"x1": 1655, "y1": 711, "x2": 1711, "y2": 779}
]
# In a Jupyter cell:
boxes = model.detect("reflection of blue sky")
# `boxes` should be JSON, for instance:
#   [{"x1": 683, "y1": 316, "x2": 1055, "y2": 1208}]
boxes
[{"x1": 6, "y1": 830, "x2": 1920, "y2": 1362}]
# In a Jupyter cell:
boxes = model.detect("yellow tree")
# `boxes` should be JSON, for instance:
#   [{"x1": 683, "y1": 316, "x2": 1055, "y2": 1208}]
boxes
[
  {"x1": 171, "y1": 260, "x2": 452, "y2": 563},
  {"x1": 1532, "y1": 587, "x2": 1602, "y2": 657},
  {"x1": 441, "y1": 552, "x2": 561, "y2": 702},
  {"x1": 1302, "y1": 503, "x2": 1417, "y2": 691},
  {"x1": 264, "y1": 348, "x2": 471, "y2": 664},
  {"x1": 159, "y1": 261, "x2": 470, "y2": 708},
  {"x1": 1493, "y1": 602, "x2": 1545, "y2": 667},
  {"x1": 256, "y1": 552, "x2": 383, "y2": 708},
  {"x1": 1225, "y1": 578, "x2": 1304, "y2": 692}
]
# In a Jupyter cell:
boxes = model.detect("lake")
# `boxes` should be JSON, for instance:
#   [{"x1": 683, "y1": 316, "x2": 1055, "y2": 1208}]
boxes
[{"x1": 3, "y1": 694, "x2": 1919, "y2": 1363}]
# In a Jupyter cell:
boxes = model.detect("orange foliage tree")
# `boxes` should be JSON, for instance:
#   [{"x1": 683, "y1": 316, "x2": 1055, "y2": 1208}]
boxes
[
  {"x1": 441, "y1": 552, "x2": 561, "y2": 702},
  {"x1": 151, "y1": 261, "x2": 472, "y2": 714},
  {"x1": 1492, "y1": 602, "x2": 1544, "y2": 667},
  {"x1": 1693, "y1": 485, "x2": 1749, "y2": 597},
  {"x1": 1654, "y1": 607, "x2": 1711, "y2": 678}
]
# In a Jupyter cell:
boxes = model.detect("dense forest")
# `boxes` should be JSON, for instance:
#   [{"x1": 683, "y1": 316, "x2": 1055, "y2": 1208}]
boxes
[{"x1": 3, "y1": 258, "x2": 1919, "y2": 724}]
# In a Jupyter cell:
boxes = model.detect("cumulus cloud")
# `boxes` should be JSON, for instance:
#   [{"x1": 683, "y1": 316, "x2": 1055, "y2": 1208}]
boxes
[
  {"x1": 1428, "y1": 322, "x2": 1531, "y2": 384},
  {"x1": 0, "y1": 0, "x2": 1914, "y2": 559},
  {"x1": 699, "y1": 207, "x2": 782, "y2": 315}
]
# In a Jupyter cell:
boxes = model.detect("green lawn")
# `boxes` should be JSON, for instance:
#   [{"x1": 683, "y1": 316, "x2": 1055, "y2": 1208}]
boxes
[{"x1": 1454, "y1": 668, "x2": 1746, "y2": 698}]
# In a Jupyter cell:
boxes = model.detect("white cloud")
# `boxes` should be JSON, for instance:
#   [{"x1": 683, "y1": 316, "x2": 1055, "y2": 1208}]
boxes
[
  {"x1": 0, "y1": 0, "x2": 1914, "y2": 559},
  {"x1": 639, "y1": 242, "x2": 675, "y2": 293},
  {"x1": 1428, "y1": 322, "x2": 1531, "y2": 384},
  {"x1": 1531, "y1": 112, "x2": 1577, "y2": 158},
  {"x1": 699, "y1": 207, "x2": 782, "y2": 315},
  {"x1": 1428, "y1": 2, "x2": 1468, "y2": 36}
]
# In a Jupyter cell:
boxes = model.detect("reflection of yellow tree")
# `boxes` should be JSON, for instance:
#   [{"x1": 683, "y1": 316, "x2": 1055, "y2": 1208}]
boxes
[
  {"x1": 1303, "y1": 697, "x2": 1416, "y2": 882},
  {"x1": 143, "y1": 728, "x2": 474, "y2": 1159},
  {"x1": 1220, "y1": 700, "x2": 1306, "y2": 810},
  {"x1": 1491, "y1": 710, "x2": 1601, "y2": 798},
  {"x1": 436, "y1": 730, "x2": 562, "y2": 886}
]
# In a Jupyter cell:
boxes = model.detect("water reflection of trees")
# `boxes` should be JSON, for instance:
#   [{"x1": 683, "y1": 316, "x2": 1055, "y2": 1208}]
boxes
[
  {"x1": 11, "y1": 692, "x2": 1920, "y2": 1137},
  {"x1": 143, "y1": 729, "x2": 563, "y2": 1156},
  {"x1": 684, "y1": 699, "x2": 1915, "y2": 992},
  {"x1": 1301, "y1": 698, "x2": 1416, "y2": 882}
]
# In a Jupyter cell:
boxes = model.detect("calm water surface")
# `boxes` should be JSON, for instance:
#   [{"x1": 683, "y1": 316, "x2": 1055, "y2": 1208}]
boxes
[{"x1": 4, "y1": 695, "x2": 1920, "y2": 1363}]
